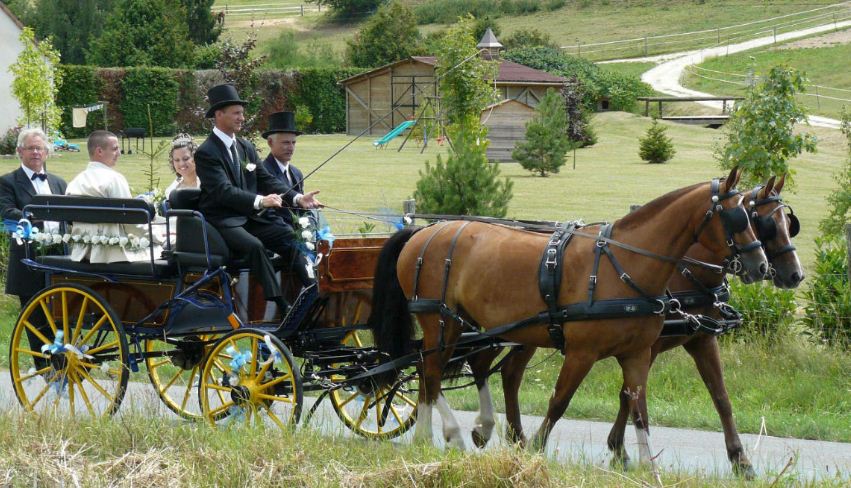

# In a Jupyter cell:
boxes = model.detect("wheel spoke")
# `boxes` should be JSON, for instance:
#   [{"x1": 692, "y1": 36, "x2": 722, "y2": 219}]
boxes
[
  {"x1": 14, "y1": 347, "x2": 49, "y2": 360},
  {"x1": 264, "y1": 405, "x2": 286, "y2": 429},
  {"x1": 206, "y1": 382, "x2": 232, "y2": 393},
  {"x1": 390, "y1": 405, "x2": 404, "y2": 425},
  {"x1": 255, "y1": 392, "x2": 293, "y2": 404},
  {"x1": 178, "y1": 365, "x2": 198, "y2": 411},
  {"x1": 335, "y1": 391, "x2": 359, "y2": 408},
  {"x1": 249, "y1": 337, "x2": 258, "y2": 377},
  {"x1": 353, "y1": 400, "x2": 370, "y2": 429},
  {"x1": 149, "y1": 358, "x2": 171, "y2": 369},
  {"x1": 38, "y1": 299, "x2": 58, "y2": 335},
  {"x1": 85, "y1": 340, "x2": 120, "y2": 356},
  {"x1": 28, "y1": 380, "x2": 52, "y2": 409},
  {"x1": 79, "y1": 314, "x2": 109, "y2": 345},
  {"x1": 259, "y1": 374, "x2": 292, "y2": 389},
  {"x1": 22, "y1": 320, "x2": 52, "y2": 348},
  {"x1": 16, "y1": 365, "x2": 52, "y2": 382},
  {"x1": 71, "y1": 371, "x2": 97, "y2": 416},
  {"x1": 71, "y1": 296, "x2": 90, "y2": 344},
  {"x1": 76, "y1": 367, "x2": 115, "y2": 403},
  {"x1": 207, "y1": 401, "x2": 235, "y2": 418},
  {"x1": 61, "y1": 290, "x2": 70, "y2": 339}
]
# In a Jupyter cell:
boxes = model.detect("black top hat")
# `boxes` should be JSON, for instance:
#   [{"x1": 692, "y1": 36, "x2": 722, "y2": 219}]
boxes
[
  {"x1": 262, "y1": 111, "x2": 302, "y2": 138},
  {"x1": 205, "y1": 84, "x2": 247, "y2": 118}
]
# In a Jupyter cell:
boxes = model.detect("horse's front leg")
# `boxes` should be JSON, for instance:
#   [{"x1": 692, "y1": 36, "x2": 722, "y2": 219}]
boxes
[
  {"x1": 683, "y1": 335, "x2": 755, "y2": 479},
  {"x1": 607, "y1": 381, "x2": 632, "y2": 468},
  {"x1": 467, "y1": 348, "x2": 501, "y2": 448},
  {"x1": 413, "y1": 315, "x2": 465, "y2": 449},
  {"x1": 618, "y1": 351, "x2": 656, "y2": 468},
  {"x1": 529, "y1": 350, "x2": 596, "y2": 451},
  {"x1": 501, "y1": 345, "x2": 537, "y2": 446}
]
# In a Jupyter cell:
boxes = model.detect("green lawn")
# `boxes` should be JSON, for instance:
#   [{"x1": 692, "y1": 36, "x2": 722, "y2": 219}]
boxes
[{"x1": 682, "y1": 41, "x2": 851, "y2": 119}]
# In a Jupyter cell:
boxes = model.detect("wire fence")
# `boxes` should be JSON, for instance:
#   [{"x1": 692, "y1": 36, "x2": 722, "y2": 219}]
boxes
[
  {"x1": 211, "y1": 2, "x2": 322, "y2": 19},
  {"x1": 683, "y1": 65, "x2": 851, "y2": 117},
  {"x1": 561, "y1": 1, "x2": 851, "y2": 61}
]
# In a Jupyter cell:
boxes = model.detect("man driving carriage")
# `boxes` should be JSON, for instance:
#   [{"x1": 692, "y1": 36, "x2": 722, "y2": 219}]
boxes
[{"x1": 194, "y1": 84, "x2": 322, "y2": 325}]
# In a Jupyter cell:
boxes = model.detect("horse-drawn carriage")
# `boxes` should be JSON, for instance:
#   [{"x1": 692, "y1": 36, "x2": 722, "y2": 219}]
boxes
[{"x1": 7, "y1": 170, "x2": 801, "y2": 476}]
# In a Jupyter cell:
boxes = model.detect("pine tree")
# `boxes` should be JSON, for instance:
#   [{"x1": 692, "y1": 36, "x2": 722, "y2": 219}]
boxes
[
  {"x1": 414, "y1": 124, "x2": 513, "y2": 217},
  {"x1": 638, "y1": 119, "x2": 676, "y2": 164},
  {"x1": 513, "y1": 89, "x2": 572, "y2": 177}
]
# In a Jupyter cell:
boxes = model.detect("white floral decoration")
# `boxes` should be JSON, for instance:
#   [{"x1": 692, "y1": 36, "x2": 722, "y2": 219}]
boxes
[{"x1": 31, "y1": 231, "x2": 154, "y2": 252}]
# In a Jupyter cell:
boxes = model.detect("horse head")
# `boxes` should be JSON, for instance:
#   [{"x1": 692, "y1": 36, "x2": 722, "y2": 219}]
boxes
[
  {"x1": 748, "y1": 175, "x2": 804, "y2": 288},
  {"x1": 693, "y1": 167, "x2": 768, "y2": 284}
]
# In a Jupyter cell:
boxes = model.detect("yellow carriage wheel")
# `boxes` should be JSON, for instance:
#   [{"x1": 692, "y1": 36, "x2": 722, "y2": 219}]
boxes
[
  {"x1": 198, "y1": 329, "x2": 302, "y2": 429},
  {"x1": 328, "y1": 292, "x2": 418, "y2": 440},
  {"x1": 9, "y1": 283, "x2": 129, "y2": 417},
  {"x1": 145, "y1": 334, "x2": 218, "y2": 421}
]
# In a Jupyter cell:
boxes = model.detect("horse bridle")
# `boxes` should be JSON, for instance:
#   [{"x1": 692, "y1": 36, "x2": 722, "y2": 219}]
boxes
[
  {"x1": 748, "y1": 186, "x2": 799, "y2": 261},
  {"x1": 692, "y1": 178, "x2": 762, "y2": 276}
]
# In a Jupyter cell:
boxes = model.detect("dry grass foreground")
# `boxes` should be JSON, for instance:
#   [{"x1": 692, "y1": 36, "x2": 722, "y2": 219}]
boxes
[{"x1": 0, "y1": 410, "x2": 832, "y2": 487}]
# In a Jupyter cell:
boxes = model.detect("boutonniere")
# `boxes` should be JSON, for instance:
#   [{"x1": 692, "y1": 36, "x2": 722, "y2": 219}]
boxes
[{"x1": 243, "y1": 162, "x2": 256, "y2": 172}]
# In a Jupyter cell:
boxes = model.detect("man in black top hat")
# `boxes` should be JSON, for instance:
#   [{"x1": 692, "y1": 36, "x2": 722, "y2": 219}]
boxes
[
  {"x1": 262, "y1": 111, "x2": 306, "y2": 229},
  {"x1": 194, "y1": 83, "x2": 321, "y2": 321}
]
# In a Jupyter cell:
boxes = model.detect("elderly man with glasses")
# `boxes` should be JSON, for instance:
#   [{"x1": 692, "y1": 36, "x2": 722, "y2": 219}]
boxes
[{"x1": 0, "y1": 128, "x2": 67, "y2": 366}]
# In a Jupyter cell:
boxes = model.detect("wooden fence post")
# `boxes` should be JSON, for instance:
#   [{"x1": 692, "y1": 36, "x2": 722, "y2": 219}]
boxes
[
  {"x1": 300, "y1": 4, "x2": 304, "y2": 15},
  {"x1": 845, "y1": 223, "x2": 851, "y2": 283}
]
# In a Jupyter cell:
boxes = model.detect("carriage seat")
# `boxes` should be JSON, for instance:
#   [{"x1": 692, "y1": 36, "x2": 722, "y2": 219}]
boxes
[
  {"x1": 37, "y1": 255, "x2": 174, "y2": 276},
  {"x1": 167, "y1": 189, "x2": 283, "y2": 270}
]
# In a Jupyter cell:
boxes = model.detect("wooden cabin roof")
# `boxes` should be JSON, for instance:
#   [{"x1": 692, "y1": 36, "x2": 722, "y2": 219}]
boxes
[{"x1": 339, "y1": 56, "x2": 566, "y2": 86}]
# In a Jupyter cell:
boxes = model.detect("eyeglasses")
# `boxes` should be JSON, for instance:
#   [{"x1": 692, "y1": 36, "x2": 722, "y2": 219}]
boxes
[{"x1": 22, "y1": 146, "x2": 46, "y2": 152}]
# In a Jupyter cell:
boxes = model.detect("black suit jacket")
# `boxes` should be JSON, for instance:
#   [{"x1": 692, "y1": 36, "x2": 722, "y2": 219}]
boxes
[
  {"x1": 195, "y1": 132, "x2": 299, "y2": 228},
  {"x1": 0, "y1": 167, "x2": 67, "y2": 297},
  {"x1": 262, "y1": 154, "x2": 305, "y2": 228}
]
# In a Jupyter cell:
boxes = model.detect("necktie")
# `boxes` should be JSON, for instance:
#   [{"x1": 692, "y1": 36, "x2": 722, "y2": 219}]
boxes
[
  {"x1": 285, "y1": 167, "x2": 293, "y2": 186},
  {"x1": 229, "y1": 143, "x2": 239, "y2": 172},
  {"x1": 31, "y1": 173, "x2": 47, "y2": 181}
]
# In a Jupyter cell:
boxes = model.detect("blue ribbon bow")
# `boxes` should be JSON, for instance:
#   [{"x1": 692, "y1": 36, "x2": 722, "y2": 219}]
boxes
[
  {"x1": 226, "y1": 346, "x2": 252, "y2": 373},
  {"x1": 317, "y1": 226, "x2": 335, "y2": 249}
]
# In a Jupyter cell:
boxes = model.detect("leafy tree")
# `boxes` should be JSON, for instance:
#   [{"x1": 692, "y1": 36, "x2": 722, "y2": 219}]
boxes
[
  {"x1": 470, "y1": 16, "x2": 500, "y2": 44},
  {"x1": 819, "y1": 107, "x2": 851, "y2": 237},
  {"x1": 716, "y1": 65, "x2": 817, "y2": 187},
  {"x1": 215, "y1": 32, "x2": 267, "y2": 138},
  {"x1": 28, "y1": 0, "x2": 115, "y2": 65},
  {"x1": 562, "y1": 76, "x2": 595, "y2": 147},
  {"x1": 502, "y1": 28, "x2": 556, "y2": 50},
  {"x1": 639, "y1": 119, "x2": 675, "y2": 164},
  {"x1": 10, "y1": 27, "x2": 63, "y2": 131},
  {"x1": 308, "y1": 0, "x2": 382, "y2": 18},
  {"x1": 414, "y1": 124, "x2": 513, "y2": 217},
  {"x1": 513, "y1": 89, "x2": 572, "y2": 176},
  {"x1": 414, "y1": 16, "x2": 510, "y2": 216},
  {"x1": 345, "y1": 0, "x2": 420, "y2": 68},
  {"x1": 435, "y1": 15, "x2": 497, "y2": 127},
  {"x1": 86, "y1": 0, "x2": 195, "y2": 68},
  {"x1": 180, "y1": 0, "x2": 222, "y2": 45}
]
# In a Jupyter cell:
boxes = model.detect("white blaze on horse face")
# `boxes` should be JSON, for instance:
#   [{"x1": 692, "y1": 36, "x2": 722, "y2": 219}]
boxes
[
  {"x1": 473, "y1": 383, "x2": 496, "y2": 444},
  {"x1": 413, "y1": 401, "x2": 434, "y2": 444},
  {"x1": 436, "y1": 394, "x2": 466, "y2": 450}
]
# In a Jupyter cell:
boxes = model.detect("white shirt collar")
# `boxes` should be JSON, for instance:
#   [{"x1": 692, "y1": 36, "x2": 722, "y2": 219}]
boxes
[
  {"x1": 87, "y1": 161, "x2": 114, "y2": 171},
  {"x1": 20, "y1": 164, "x2": 44, "y2": 179},
  {"x1": 274, "y1": 158, "x2": 290, "y2": 174},
  {"x1": 213, "y1": 126, "x2": 235, "y2": 148}
]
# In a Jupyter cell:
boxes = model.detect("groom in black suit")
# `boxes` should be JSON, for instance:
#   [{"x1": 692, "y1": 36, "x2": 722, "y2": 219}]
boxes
[
  {"x1": 1, "y1": 128, "x2": 67, "y2": 365},
  {"x1": 194, "y1": 84, "x2": 322, "y2": 319}
]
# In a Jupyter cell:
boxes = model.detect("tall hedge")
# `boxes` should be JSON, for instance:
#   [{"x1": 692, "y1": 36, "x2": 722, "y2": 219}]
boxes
[
  {"x1": 294, "y1": 68, "x2": 362, "y2": 133},
  {"x1": 56, "y1": 65, "x2": 103, "y2": 138},
  {"x1": 55, "y1": 65, "x2": 359, "y2": 136},
  {"x1": 120, "y1": 68, "x2": 180, "y2": 136}
]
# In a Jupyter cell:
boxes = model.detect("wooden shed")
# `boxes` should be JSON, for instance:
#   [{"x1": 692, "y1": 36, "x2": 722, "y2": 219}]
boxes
[
  {"x1": 481, "y1": 99, "x2": 536, "y2": 162},
  {"x1": 340, "y1": 29, "x2": 565, "y2": 138}
]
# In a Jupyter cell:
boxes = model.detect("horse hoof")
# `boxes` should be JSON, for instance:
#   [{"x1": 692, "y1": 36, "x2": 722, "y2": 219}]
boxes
[
  {"x1": 733, "y1": 462, "x2": 756, "y2": 480},
  {"x1": 471, "y1": 429, "x2": 488, "y2": 449}
]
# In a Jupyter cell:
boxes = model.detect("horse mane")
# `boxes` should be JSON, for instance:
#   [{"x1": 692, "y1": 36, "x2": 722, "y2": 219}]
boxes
[{"x1": 615, "y1": 180, "x2": 707, "y2": 232}]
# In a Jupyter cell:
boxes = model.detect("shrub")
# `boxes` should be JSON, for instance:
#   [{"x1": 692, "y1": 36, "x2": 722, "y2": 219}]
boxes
[
  {"x1": 638, "y1": 119, "x2": 675, "y2": 164},
  {"x1": 293, "y1": 68, "x2": 362, "y2": 133},
  {"x1": 0, "y1": 126, "x2": 22, "y2": 155},
  {"x1": 803, "y1": 236, "x2": 851, "y2": 346},
  {"x1": 56, "y1": 65, "x2": 102, "y2": 138},
  {"x1": 727, "y1": 279, "x2": 798, "y2": 342},
  {"x1": 501, "y1": 28, "x2": 557, "y2": 50},
  {"x1": 345, "y1": 0, "x2": 420, "y2": 68},
  {"x1": 819, "y1": 107, "x2": 851, "y2": 237}
]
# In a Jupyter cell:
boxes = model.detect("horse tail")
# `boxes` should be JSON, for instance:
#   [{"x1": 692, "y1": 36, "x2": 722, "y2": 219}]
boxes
[{"x1": 369, "y1": 226, "x2": 421, "y2": 385}]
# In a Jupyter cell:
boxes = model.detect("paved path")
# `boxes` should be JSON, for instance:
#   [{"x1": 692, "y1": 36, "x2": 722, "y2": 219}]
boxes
[
  {"x1": 1, "y1": 373, "x2": 848, "y2": 482},
  {"x1": 604, "y1": 20, "x2": 851, "y2": 129}
]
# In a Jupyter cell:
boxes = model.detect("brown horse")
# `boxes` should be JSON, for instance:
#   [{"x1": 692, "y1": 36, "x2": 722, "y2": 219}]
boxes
[
  {"x1": 369, "y1": 169, "x2": 767, "y2": 464},
  {"x1": 463, "y1": 175, "x2": 802, "y2": 475}
]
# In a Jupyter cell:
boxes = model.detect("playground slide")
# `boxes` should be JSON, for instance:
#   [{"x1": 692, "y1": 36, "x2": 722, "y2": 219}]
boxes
[{"x1": 373, "y1": 120, "x2": 415, "y2": 148}]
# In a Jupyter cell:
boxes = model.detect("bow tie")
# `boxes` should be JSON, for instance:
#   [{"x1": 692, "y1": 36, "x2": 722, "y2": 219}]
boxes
[{"x1": 31, "y1": 173, "x2": 47, "y2": 182}]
